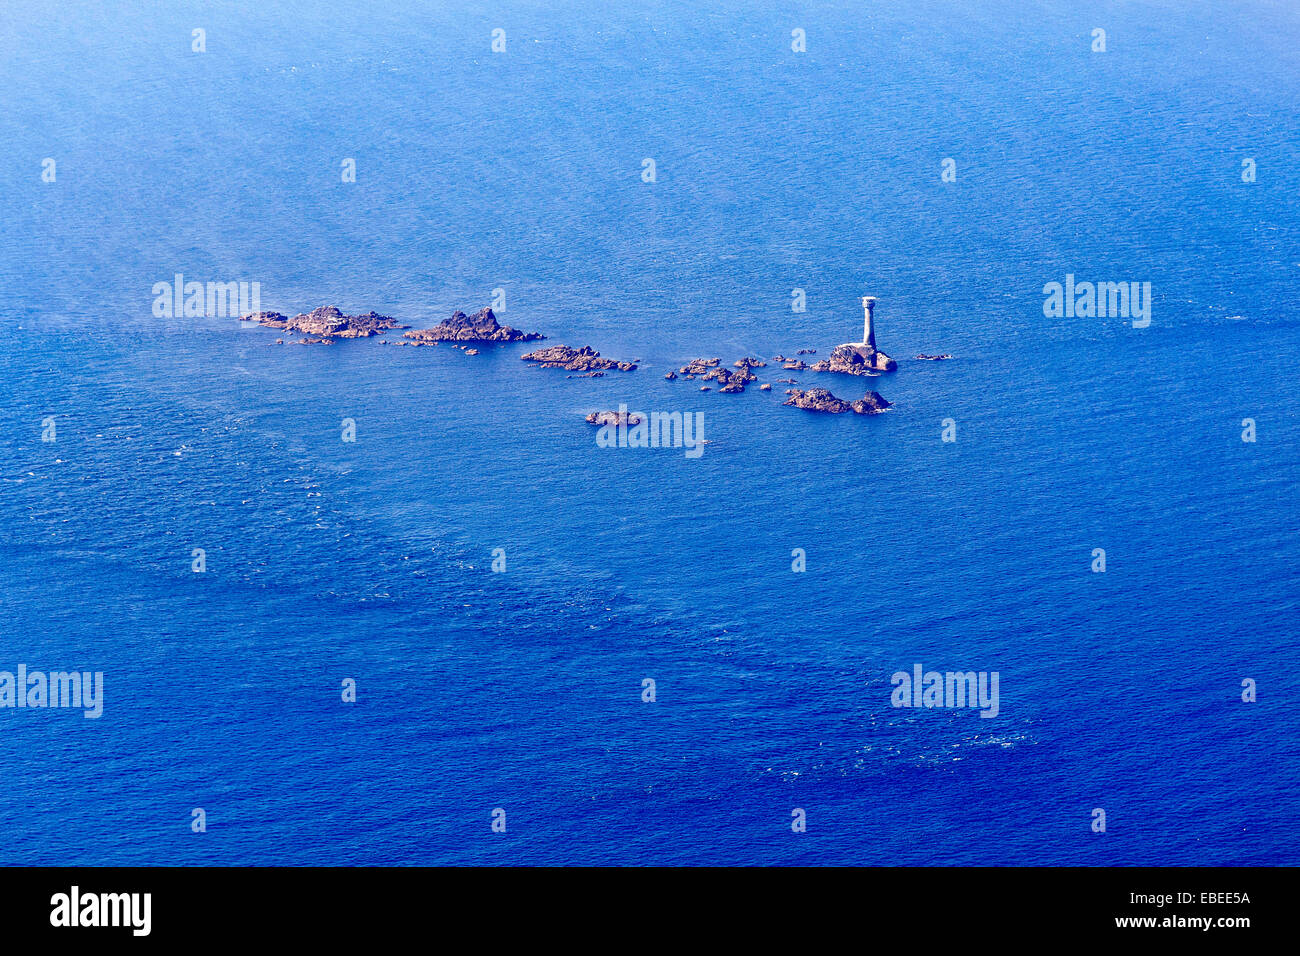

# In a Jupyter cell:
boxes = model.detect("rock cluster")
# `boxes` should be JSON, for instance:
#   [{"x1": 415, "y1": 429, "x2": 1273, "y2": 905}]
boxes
[
  {"x1": 782, "y1": 387, "x2": 891, "y2": 415},
  {"x1": 404, "y1": 307, "x2": 543, "y2": 344},
  {"x1": 586, "y1": 410, "x2": 642, "y2": 427},
  {"x1": 810, "y1": 342, "x2": 897, "y2": 376},
  {"x1": 679, "y1": 357, "x2": 720, "y2": 374},
  {"x1": 672, "y1": 357, "x2": 760, "y2": 393},
  {"x1": 520, "y1": 344, "x2": 637, "y2": 372},
  {"x1": 240, "y1": 299, "x2": 919, "y2": 425},
  {"x1": 243, "y1": 306, "x2": 408, "y2": 341}
]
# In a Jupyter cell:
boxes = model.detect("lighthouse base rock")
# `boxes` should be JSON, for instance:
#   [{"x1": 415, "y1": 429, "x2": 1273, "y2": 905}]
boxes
[{"x1": 811, "y1": 343, "x2": 897, "y2": 376}]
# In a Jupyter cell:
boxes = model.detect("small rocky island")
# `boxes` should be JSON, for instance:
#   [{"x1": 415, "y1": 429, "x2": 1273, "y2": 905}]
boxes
[
  {"x1": 521, "y1": 344, "x2": 637, "y2": 373},
  {"x1": 810, "y1": 297, "x2": 897, "y2": 375},
  {"x1": 783, "y1": 387, "x2": 891, "y2": 415},
  {"x1": 586, "y1": 410, "x2": 642, "y2": 426},
  {"x1": 405, "y1": 307, "x2": 543, "y2": 344},
  {"x1": 667, "y1": 357, "x2": 763, "y2": 393},
  {"x1": 243, "y1": 305, "x2": 409, "y2": 343}
]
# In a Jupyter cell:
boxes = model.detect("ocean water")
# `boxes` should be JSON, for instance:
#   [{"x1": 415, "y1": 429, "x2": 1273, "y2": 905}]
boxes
[{"x1": 0, "y1": 0, "x2": 1297, "y2": 865}]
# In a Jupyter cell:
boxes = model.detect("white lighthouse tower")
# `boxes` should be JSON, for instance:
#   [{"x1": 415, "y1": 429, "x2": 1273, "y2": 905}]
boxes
[{"x1": 860, "y1": 296, "x2": 877, "y2": 350}]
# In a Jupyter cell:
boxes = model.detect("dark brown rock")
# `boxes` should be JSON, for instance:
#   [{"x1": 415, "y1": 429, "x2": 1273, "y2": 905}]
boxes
[
  {"x1": 672, "y1": 357, "x2": 759, "y2": 392},
  {"x1": 810, "y1": 342, "x2": 897, "y2": 376},
  {"x1": 677, "y1": 357, "x2": 721, "y2": 376},
  {"x1": 405, "y1": 307, "x2": 543, "y2": 344},
  {"x1": 521, "y1": 344, "x2": 636, "y2": 372},
  {"x1": 783, "y1": 387, "x2": 891, "y2": 415},
  {"x1": 243, "y1": 305, "x2": 409, "y2": 339},
  {"x1": 586, "y1": 410, "x2": 642, "y2": 427}
]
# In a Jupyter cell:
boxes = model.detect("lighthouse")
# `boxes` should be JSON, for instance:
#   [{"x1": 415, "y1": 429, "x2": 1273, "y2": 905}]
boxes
[{"x1": 861, "y1": 296, "x2": 877, "y2": 350}]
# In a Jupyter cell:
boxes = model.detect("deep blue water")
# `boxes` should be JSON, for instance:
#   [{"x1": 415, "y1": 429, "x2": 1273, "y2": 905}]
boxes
[{"x1": 1, "y1": 0, "x2": 1297, "y2": 865}]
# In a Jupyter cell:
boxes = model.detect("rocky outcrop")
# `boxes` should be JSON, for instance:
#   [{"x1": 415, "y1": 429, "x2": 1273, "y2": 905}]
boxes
[
  {"x1": 677, "y1": 358, "x2": 720, "y2": 375},
  {"x1": 672, "y1": 357, "x2": 758, "y2": 392},
  {"x1": 243, "y1": 306, "x2": 408, "y2": 338},
  {"x1": 810, "y1": 342, "x2": 897, "y2": 376},
  {"x1": 783, "y1": 387, "x2": 891, "y2": 415},
  {"x1": 405, "y1": 307, "x2": 543, "y2": 344},
  {"x1": 852, "y1": 390, "x2": 892, "y2": 414},
  {"x1": 723, "y1": 365, "x2": 758, "y2": 392},
  {"x1": 521, "y1": 344, "x2": 636, "y2": 372},
  {"x1": 586, "y1": 410, "x2": 642, "y2": 427}
]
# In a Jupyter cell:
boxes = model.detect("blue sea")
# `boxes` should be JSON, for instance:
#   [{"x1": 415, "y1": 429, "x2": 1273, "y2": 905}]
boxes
[{"x1": 1, "y1": 0, "x2": 1297, "y2": 865}]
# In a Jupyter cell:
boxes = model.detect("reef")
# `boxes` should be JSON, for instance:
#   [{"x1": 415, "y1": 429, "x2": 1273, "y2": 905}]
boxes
[
  {"x1": 520, "y1": 344, "x2": 637, "y2": 372},
  {"x1": 810, "y1": 343, "x2": 897, "y2": 376},
  {"x1": 243, "y1": 305, "x2": 408, "y2": 340},
  {"x1": 404, "y1": 307, "x2": 543, "y2": 344},
  {"x1": 782, "y1": 387, "x2": 891, "y2": 415},
  {"x1": 586, "y1": 410, "x2": 642, "y2": 427},
  {"x1": 670, "y1": 357, "x2": 761, "y2": 393}
]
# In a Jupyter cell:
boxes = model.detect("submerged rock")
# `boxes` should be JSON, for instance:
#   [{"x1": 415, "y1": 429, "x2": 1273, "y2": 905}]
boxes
[
  {"x1": 521, "y1": 344, "x2": 636, "y2": 372},
  {"x1": 783, "y1": 387, "x2": 891, "y2": 415},
  {"x1": 405, "y1": 307, "x2": 543, "y2": 344},
  {"x1": 811, "y1": 342, "x2": 897, "y2": 376},
  {"x1": 243, "y1": 305, "x2": 408, "y2": 339}
]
